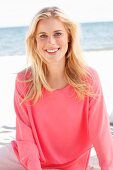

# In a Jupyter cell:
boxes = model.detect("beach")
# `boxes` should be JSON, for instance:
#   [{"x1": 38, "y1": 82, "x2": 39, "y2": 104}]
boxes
[{"x1": 0, "y1": 50, "x2": 113, "y2": 167}]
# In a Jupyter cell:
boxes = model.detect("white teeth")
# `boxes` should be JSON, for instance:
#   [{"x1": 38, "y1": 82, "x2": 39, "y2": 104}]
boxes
[{"x1": 46, "y1": 49, "x2": 59, "y2": 53}]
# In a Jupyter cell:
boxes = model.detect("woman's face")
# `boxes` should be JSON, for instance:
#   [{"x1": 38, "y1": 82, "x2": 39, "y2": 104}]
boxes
[{"x1": 36, "y1": 17, "x2": 69, "y2": 63}]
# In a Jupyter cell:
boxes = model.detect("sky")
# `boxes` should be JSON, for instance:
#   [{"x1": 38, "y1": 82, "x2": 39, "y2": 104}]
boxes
[{"x1": 0, "y1": 0, "x2": 113, "y2": 27}]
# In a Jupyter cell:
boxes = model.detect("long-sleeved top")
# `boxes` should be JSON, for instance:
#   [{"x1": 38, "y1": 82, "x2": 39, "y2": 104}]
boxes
[{"x1": 11, "y1": 67, "x2": 113, "y2": 170}]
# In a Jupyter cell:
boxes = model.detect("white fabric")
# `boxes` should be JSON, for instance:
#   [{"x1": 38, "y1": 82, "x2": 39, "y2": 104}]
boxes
[{"x1": 0, "y1": 143, "x2": 25, "y2": 170}]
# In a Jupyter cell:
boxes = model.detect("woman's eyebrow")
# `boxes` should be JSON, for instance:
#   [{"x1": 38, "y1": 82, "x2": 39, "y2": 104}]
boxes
[
  {"x1": 38, "y1": 30, "x2": 63, "y2": 35},
  {"x1": 54, "y1": 30, "x2": 63, "y2": 32},
  {"x1": 38, "y1": 30, "x2": 63, "y2": 34},
  {"x1": 38, "y1": 32, "x2": 46, "y2": 35}
]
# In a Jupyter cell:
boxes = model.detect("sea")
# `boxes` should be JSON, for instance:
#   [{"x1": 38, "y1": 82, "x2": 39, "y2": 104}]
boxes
[{"x1": 0, "y1": 21, "x2": 113, "y2": 56}]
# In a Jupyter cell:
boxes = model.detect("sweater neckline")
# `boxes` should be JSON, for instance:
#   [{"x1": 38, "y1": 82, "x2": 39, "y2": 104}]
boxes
[
  {"x1": 52, "y1": 84, "x2": 70, "y2": 91},
  {"x1": 43, "y1": 84, "x2": 71, "y2": 93}
]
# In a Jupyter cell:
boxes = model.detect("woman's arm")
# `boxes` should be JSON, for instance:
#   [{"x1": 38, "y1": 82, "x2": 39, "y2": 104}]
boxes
[
  {"x1": 13, "y1": 73, "x2": 42, "y2": 170},
  {"x1": 88, "y1": 69, "x2": 113, "y2": 169}
]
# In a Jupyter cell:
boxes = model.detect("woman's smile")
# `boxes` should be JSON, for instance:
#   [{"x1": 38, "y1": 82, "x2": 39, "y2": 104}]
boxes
[{"x1": 45, "y1": 48, "x2": 60, "y2": 55}]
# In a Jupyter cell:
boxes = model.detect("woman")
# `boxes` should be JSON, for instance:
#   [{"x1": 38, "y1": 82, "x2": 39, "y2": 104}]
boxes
[{"x1": 0, "y1": 6, "x2": 113, "y2": 170}]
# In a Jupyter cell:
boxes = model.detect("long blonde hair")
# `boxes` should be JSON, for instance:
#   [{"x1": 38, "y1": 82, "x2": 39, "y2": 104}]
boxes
[{"x1": 21, "y1": 6, "x2": 93, "y2": 103}]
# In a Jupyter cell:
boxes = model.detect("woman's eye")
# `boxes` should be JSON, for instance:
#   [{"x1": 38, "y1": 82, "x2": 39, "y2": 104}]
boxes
[
  {"x1": 39, "y1": 34, "x2": 47, "y2": 39},
  {"x1": 54, "y1": 32, "x2": 62, "y2": 37}
]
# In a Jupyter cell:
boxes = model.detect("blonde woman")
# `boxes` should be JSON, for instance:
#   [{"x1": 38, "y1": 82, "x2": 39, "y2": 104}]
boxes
[{"x1": 0, "y1": 6, "x2": 113, "y2": 170}]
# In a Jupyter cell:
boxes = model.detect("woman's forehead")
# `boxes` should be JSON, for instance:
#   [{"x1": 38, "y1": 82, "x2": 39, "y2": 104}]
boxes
[{"x1": 36, "y1": 18, "x2": 67, "y2": 33}]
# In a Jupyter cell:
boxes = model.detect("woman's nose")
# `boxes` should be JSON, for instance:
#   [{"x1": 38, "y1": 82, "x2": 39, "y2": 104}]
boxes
[{"x1": 48, "y1": 36, "x2": 56, "y2": 44}]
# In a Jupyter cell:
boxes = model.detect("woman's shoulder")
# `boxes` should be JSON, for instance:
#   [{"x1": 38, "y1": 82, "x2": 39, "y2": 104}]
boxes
[
  {"x1": 16, "y1": 67, "x2": 32, "y2": 81},
  {"x1": 15, "y1": 67, "x2": 33, "y2": 96},
  {"x1": 86, "y1": 66, "x2": 100, "y2": 83},
  {"x1": 87, "y1": 66, "x2": 99, "y2": 76},
  {"x1": 86, "y1": 66, "x2": 102, "y2": 94}
]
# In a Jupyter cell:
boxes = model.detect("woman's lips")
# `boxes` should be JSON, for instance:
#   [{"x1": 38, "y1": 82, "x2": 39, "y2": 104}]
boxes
[{"x1": 45, "y1": 48, "x2": 60, "y2": 54}]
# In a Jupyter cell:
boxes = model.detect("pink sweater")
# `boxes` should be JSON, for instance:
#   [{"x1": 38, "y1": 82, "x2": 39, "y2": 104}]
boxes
[{"x1": 11, "y1": 67, "x2": 113, "y2": 170}]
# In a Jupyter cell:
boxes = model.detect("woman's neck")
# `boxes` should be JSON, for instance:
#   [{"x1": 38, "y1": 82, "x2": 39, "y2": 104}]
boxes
[
  {"x1": 46, "y1": 59, "x2": 68, "y2": 89},
  {"x1": 47, "y1": 74, "x2": 68, "y2": 89}
]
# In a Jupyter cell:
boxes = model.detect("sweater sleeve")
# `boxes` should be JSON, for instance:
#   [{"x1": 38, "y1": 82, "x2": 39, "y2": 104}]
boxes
[
  {"x1": 14, "y1": 73, "x2": 42, "y2": 170},
  {"x1": 88, "y1": 69, "x2": 113, "y2": 169}
]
